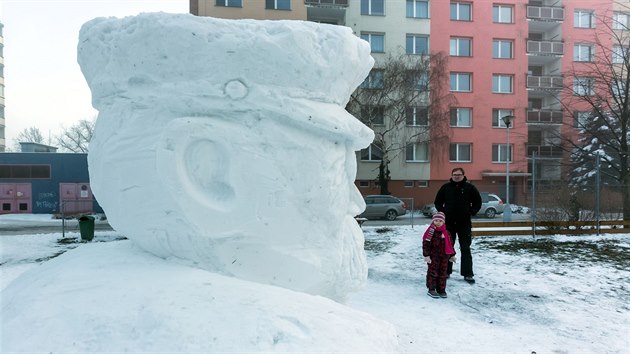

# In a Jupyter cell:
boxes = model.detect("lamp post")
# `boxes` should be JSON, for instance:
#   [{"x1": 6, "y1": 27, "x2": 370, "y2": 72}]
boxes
[{"x1": 501, "y1": 115, "x2": 515, "y2": 222}]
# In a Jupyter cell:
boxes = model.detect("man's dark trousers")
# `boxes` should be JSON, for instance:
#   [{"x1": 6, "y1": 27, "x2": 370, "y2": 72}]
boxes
[{"x1": 446, "y1": 221, "x2": 474, "y2": 277}]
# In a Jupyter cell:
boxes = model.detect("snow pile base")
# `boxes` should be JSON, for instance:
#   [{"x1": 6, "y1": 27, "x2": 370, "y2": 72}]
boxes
[{"x1": 1, "y1": 242, "x2": 398, "y2": 352}]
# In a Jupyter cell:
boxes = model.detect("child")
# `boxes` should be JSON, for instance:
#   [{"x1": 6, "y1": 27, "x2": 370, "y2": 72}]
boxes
[{"x1": 423, "y1": 212, "x2": 456, "y2": 298}]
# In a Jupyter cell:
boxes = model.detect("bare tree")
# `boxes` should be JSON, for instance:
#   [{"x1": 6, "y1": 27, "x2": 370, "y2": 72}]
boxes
[
  {"x1": 56, "y1": 119, "x2": 95, "y2": 153},
  {"x1": 16, "y1": 127, "x2": 44, "y2": 143},
  {"x1": 12, "y1": 127, "x2": 45, "y2": 151},
  {"x1": 346, "y1": 51, "x2": 451, "y2": 195},
  {"x1": 554, "y1": 10, "x2": 630, "y2": 221}
]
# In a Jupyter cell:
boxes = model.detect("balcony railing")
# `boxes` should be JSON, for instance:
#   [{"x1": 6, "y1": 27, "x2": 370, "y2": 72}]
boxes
[
  {"x1": 527, "y1": 145, "x2": 563, "y2": 158},
  {"x1": 305, "y1": 0, "x2": 348, "y2": 6},
  {"x1": 527, "y1": 110, "x2": 563, "y2": 124},
  {"x1": 527, "y1": 6, "x2": 564, "y2": 21},
  {"x1": 527, "y1": 75, "x2": 563, "y2": 90},
  {"x1": 527, "y1": 40, "x2": 564, "y2": 56}
]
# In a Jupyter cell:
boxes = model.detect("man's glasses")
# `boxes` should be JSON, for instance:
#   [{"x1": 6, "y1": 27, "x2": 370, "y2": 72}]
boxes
[{"x1": 452, "y1": 173, "x2": 464, "y2": 176}]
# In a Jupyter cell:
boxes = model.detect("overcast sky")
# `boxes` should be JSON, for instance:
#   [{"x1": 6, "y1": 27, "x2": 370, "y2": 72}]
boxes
[{"x1": 2, "y1": 0, "x2": 189, "y2": 147}]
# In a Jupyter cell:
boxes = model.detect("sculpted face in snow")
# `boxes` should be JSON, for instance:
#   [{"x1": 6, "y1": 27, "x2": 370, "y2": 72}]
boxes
[{"x1": 78, "y1": 13, "x2": 375, "y2": 300}]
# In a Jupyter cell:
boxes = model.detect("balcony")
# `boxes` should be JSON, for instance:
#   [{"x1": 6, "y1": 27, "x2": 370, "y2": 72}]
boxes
[
  {"x1": 305, "y1": 0, "x2": 348, "y2": 5},
  {"x1": 527, "y1": 110, "x2": 563, "y2": 124},
  {"x1": 305, "y1": 0, "x2": 347, "y2": 25},
  {"x1": 527, "y1": 75, "x2": 563, "y2": 90},
  {"x1": 527, "y1": 145, "x2": 563, "y2": 158},
  {"x1": 527, "y1": 6, "x2": 564, "y2": 21},
  {"x1": 527, "y1": 40, "x2": 564, "y2": 56}
]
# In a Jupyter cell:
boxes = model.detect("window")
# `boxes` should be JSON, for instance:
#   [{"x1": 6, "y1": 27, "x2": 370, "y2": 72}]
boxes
[
  {"x1": 406, "y1": 0, "x2": 429, "y2": 18},
  {"x1": 449, "y1": 143, "x2": 471, "y2": 162},
  {"x1": 0, "y1": 165, "x2": 51, "y2": 179},
  {"x1": 573, "y1": 77, "x2": 594, "y2": 96},
  {"x1": 450, "y1": 72, "x2": 471, "y2": 92},
  {"x1": 360, "y1": 144, "x2": 383, "y2": 161},
  {"x1": 492, "y1": 74, "x2": 513, "y2": 93},
  {"x1": 450, "y1": 2, "x2": 471, "y2": 21},
  {"x1": 492, "y1": 109, "x2": 514, "y2": 128},
  {"x1": 417, "y1": 180, "x2": 429, "y2": 187},
  {"x1": 406, "y1": 142, "x2": 429, "y2": 161},
  {"x1": 216, "y1": 0, "x2": 242, "y2": 7},
  {"x1": 574, "y1": 111, "x2": 591, "y2": 128},
  {"x1": 362, "y1": 106, "x2": 385, "y2": 125},
  {"x1": 574, "y1": 10, "x2": 594, "y2": 28},
  {"x1": 360, "y1": 69, "x2": 384, "y2": 89},
  {"x1": 406, "y1": 106, "x2": 428, "y2": 126},
  {"x1": 613, "y1": 12, "x2": 629, "y2": 30},
  {"x1": 359, "y1": 180, "x2": 370, "y2": 188},
  {"x1": 406, "y1": 34, "x2": 429, "y2": 55},
  {"x1": 361, "y1": 0, "x2": 385, "y2": 16},
  {"x1": 612, "y1": 80, "x2": 627, "y2": 98},
  {"x1": 360, "y1": 33, "x2": 384, "y2": 53},
  {"x1": 404, "y1": 180, "x2": 414, "y2": 187},
  {"x1": 493, "y1": 39, "x2": 513, "y2": 59},
  {"x1": 266, "y1": 0, "x2": 290, "y2": 10},
  {"x1": 492, "y1": 144, "x2": 512, "y2": 162},
  {"x1": 450, "y1": 37, "x2": 471, "y2": 57},
  {"x1": 493, "y1": 4, "x2": 513, "y2": 23},
  {"x1": 613, "y1": 46, "x2": 628, "y2": 64},
  {"x1": 407, "y1": 70, "x2": 428, "y2": 90},
  {"x1": 573, "y1": 44, "x2": 594, "y2": 62},
  {"x1": 450, "y1": 107, "x2": 472, "y2": 127}
]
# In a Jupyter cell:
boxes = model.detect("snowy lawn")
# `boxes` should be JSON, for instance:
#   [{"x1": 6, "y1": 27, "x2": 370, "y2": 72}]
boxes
[
  {"x1": 1, "y1": 223, "x2": 629, "y2": 353},
  {"x1": 350, "y1": 225, "x2": 630, "y2": 353}
]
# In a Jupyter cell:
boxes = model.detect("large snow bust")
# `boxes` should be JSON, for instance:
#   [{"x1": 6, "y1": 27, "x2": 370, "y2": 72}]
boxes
[{"x1": 78, "y1": 13, "x2": 375, "y2": 300}]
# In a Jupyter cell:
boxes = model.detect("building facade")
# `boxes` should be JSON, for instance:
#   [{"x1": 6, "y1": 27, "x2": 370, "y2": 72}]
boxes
[
  {"x1": 0, "y1": 153, "x2": 102, "y2": 214},
  {"x1": 0, "y1": 22, "x2": 5, "y2": 152},
  {"x1": 190, "y1": 0, "x2": 624, "y2": 207}
]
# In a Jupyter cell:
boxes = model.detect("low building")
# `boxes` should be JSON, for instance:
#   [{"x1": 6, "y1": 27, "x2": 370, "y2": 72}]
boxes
[{"x1": 0, "y1": 152, "x2": 102, "y2": 215}]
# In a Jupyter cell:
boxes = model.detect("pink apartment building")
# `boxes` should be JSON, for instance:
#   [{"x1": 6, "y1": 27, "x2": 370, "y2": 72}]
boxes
[{"x1": 190, "y1": 0, "x2": 624, "y2": 208}]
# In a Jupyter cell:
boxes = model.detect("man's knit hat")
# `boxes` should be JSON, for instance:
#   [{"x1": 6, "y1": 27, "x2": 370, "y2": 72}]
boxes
[{"x1": 432, "y1": 212, "x2": 445, "y2": 222}]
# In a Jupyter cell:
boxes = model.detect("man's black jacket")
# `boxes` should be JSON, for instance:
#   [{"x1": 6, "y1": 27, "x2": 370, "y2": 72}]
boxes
[{"x1": 434, "y1": 177, "x2": 482, "y2": 224}]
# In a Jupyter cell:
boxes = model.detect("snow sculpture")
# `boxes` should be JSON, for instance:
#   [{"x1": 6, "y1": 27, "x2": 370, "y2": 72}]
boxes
[{"x1": 78, "y1": 13, "x2": 374, "y2": 300}]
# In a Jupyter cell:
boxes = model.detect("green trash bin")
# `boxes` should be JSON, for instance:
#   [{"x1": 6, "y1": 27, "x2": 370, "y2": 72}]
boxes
[{"x1": 78, "y1": 215, "x2": 95, "y2": 241}]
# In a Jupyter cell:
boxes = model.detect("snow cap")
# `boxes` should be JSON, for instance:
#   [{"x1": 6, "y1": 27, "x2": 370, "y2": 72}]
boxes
[
  {"x1": 432, "y1": 212, "x2": 445, "y2": 222},
  {"x1": 77, "y1": 13, "x2": 375, "y2": 149}
]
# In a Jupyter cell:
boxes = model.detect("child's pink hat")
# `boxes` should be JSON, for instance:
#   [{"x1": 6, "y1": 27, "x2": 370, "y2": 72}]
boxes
[{"x1": 432, "y1": 212, "x2": 445, "y2": 222}]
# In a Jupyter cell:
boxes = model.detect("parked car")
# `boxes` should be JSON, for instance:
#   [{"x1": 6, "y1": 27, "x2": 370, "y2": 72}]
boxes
[
  {"x1": 359, "y1": 195, "x2": 407, "y2": 221},
  {"x1": 478, "y1": 192, "x2": 505, "y2": 218},
  {"x1": 421, "y1": 192, "x2": 505, "y2": 219},
  {"x1": 421, "y1": 203, "x2": 438, "y2": 217}
]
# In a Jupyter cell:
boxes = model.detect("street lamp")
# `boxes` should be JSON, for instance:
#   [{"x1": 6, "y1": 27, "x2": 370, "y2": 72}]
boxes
[{"x1": 501, "y1": 115, "x2": 515, "y2": 222}]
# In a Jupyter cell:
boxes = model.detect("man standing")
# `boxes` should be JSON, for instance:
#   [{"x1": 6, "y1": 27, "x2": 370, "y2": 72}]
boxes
[{"x1": 434, "y1": 167, "x2": 482, "y2": 284}]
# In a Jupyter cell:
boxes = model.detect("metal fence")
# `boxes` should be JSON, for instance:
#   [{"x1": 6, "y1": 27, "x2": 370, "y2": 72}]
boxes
[{"x1": 472, "y1": 180, "x2": 627, "y2": 223}]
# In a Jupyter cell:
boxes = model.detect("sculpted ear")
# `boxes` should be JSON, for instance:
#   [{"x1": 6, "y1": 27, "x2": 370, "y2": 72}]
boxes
[{"x1": 157, "y1": 117, "x2": 237, "y2": 212}]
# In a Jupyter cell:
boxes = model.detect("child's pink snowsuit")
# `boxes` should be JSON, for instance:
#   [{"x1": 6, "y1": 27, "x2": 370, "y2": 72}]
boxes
[{"x1": 422, "y1": 224, "x2": 456, "y2": 293}]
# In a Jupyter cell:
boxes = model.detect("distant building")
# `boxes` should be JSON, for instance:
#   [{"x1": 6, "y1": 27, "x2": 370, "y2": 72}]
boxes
[
  {"x1": 0, "y1": 152, "x2": 102, "y2": 214},
  {"x1": 19, "y1": 142, "x2": 58, "y2": 153},
  {"x1": 0, "y1": 21, "x2": 4, "y2": 152},
  {"x1": 191, "y1": 0, "x2": 627, "y2": 207}
]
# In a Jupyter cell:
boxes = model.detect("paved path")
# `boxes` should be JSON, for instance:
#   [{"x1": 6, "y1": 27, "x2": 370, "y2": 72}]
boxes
[
  {"x1": 0, "y1": 223, "x2": 114, "y2": 236},
  {"x1": 362, "y1": 212, "x2": 532, "y2": 227}
]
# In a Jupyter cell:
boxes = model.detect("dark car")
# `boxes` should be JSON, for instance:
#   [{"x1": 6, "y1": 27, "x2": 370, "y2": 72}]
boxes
[{"x1": 359, "y1": 195, "x2": 407, "y2": 221}]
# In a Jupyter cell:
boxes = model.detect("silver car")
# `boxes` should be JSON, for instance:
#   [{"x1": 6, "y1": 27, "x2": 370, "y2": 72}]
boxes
[
  {"x1": 478, "y1": 192, "x2": 505, "y2": 218},
  {"x1": 421, "y1": 192, "x2": 505, "y2": 219},
  {"x1": 359, "y1": 195, "x2": 407, "y2": 221}
]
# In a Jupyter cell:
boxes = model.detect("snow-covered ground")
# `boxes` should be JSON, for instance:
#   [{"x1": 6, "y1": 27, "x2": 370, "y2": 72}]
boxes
[{"x1": 1, "y1": 214, "x2": 628, "y2": 353}]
